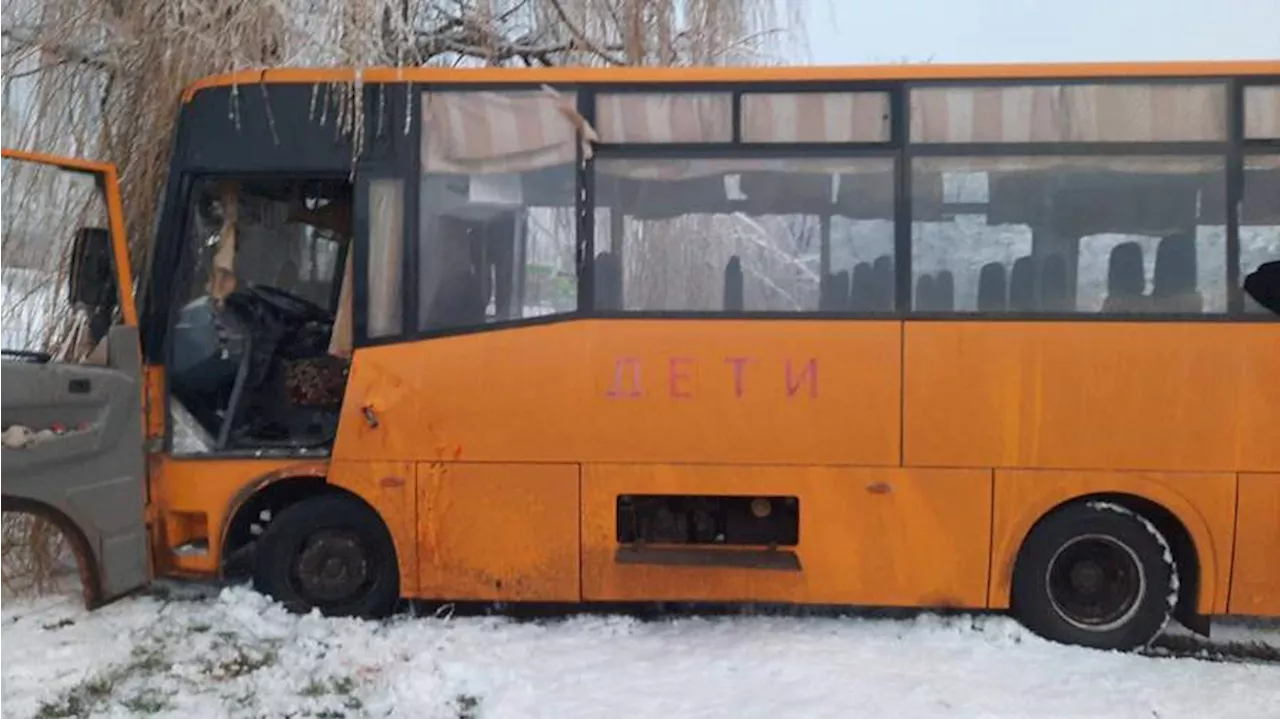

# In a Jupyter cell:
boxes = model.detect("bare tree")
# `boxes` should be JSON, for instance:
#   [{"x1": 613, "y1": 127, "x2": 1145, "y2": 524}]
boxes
[{"x1": 3, "y1": 0, "x2": 804, "y2": 266}]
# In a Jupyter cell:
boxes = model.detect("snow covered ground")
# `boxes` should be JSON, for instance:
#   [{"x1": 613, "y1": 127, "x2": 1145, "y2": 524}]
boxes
[{"x1": 3, "y1": 586, "x2": 1278, "y2": 719}]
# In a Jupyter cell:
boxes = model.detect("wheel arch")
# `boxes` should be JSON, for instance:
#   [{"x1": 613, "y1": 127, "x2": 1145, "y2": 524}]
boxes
[
  {"x1": 991, "y1": 480, "x2": 1224, "y2": 622},
  {"x1": 219, "y1": 468, "x2": 409, "y2": 576},
  {"x1": 0, "y1": 495, "x2": 107, "y2": 609},
  {"x1": 1014, "y1": 493, "x2": 1205, "y2": 633},
  {"x1": 221, "y1": 475, "x2": 322, "y2": 578}
]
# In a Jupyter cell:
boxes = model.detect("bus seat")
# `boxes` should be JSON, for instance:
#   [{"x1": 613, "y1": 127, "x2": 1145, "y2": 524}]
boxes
[
  {"x1": 724, "y1": 255, "x2": 744, "y2": 311},
  {"x1": 872, "y1": 255, "x2": 894, "y2": 311},
  {"x1": 594, "y1": 251, "x2": 623, "y2": 311},
  {"x1": 1009, "y1": 256, "x2": 1037, "y2": 311},
  {"x1": 935, "y1": 270, "x2": 955, "y2": 311},
  {"x1": 1039, "y1": 255, "x2": 1068, "y2": 312},
  {"x1": 425, "y1": 269, "x2": 485, "y2": 328},
  {"x1": 977, "y1": 262, "x2": 1008, "y2": 312},
  {"x1": 1102, "y1": 241, "x2": 1149, "y2": 313},
  {"x1": 851, "y1": 262, "x2": 875, "y2": 311},
  {"x1": 1152, "y1": 233, "x2": 1202, "y2": 313},
  {"x1": 1244, "y1": 260, "x2": 1280, "y2": 315},
  {"x1": 819, "y1": 272, "x2": 835, "y2": 310},
  {"x1": 821, "y1": 270, "x2": 850, "y2": 311},
  {"x1": 916, "y1": 274, "x2": 936, "y2": 311}
]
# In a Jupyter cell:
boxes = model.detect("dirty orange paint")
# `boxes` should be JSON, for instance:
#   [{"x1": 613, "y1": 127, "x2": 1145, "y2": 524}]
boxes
[
  {"x1": 416, "y1": 463, "x2": 580, "y2": 601},
  {"x1": 149, "y1": 457, "x2": 328, "y2": 575},
  {"x1": 988, "y1": 469, "x2": 1237, "y2": 614},
  {"x1": 328, "y1": 460, "x2": 419, "y2": 597},
  {"x1": 1229, "y1": 474, "x2": 1280, "y2": 616}
]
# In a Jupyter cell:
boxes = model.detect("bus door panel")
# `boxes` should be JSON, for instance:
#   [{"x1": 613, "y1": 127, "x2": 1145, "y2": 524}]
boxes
[
  {"x1": 2, "y1": 327, "x2": 149, "y2": 605},
  {"x1": 1, "y1": 149, "x2": 147, "y2": 608}
]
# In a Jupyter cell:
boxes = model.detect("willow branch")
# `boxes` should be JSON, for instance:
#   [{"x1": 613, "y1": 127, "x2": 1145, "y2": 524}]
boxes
[{"x1": 2, "y1": 25, "x2": 117, "y2": 73}]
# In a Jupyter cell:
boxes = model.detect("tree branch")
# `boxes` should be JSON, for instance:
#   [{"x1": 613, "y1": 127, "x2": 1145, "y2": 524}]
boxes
[
  {"x1": 413, "y1": 14, "x2": 625, "y2": 65},
  {"x1": 1, "y1": 25, "x2": 116, "y2": 73},
  {"x1": 542, "y1": 0, "x2": 627, "y2": 65}
]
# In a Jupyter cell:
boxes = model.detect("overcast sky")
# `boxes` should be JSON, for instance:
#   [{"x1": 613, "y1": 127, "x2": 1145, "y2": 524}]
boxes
[{"x1": 801, "y1": 0, "x2": 1280, "y2": 64}]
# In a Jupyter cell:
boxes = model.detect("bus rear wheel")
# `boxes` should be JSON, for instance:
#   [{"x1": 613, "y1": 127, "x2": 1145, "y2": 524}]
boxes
[
  {"x1": 1011, "y1": 501, "x2": 1177, "y2": 651},
  {"x1": 251, "y1": 494, "x2": 399, "y2": 619}
]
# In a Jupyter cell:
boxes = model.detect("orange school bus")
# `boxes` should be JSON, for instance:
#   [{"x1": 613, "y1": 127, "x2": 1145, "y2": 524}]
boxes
[{"x1": 2, "y1": 60, "x2": 1279, "y2": 652}]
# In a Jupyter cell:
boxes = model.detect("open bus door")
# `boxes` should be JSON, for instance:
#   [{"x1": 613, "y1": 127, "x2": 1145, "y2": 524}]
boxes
[{"x1": 1, "y1": 148, "x2": 149, "y2": 609}]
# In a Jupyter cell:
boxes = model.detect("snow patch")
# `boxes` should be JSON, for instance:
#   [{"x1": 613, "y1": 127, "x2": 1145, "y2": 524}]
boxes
[{"x1": 4, "y1": 588, "x2": 1279, "y2": 719}]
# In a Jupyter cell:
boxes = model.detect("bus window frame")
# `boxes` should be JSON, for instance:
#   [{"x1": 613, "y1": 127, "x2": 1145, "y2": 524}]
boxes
[
  {"x1": 355, "y1": 83, "x2": 592, "y2": 349},
  {"x1": 159, "y1": 169, "x2": 356, "y2": 459},
  {"x1": 0, "y1": 148, "x2": 140, "y2": 331},
  {"x1": 154, "y1": 72, "x2": 1279, "y2": 358},
  {"x1": 1234, "y1": 77, "x2": 1280, "y2": 315},
  {"x1": 367, "y1": 73, "x2": 1277, "y2": 349}
]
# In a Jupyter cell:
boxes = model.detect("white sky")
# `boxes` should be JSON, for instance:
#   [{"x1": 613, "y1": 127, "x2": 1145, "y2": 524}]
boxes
[{"x1": 801, "y1": 0, "x2": 1280, "y2": 64}]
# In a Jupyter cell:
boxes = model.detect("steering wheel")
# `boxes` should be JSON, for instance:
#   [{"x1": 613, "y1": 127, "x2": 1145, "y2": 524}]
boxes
[{"x1": 238, "y1": 284, "x2": 333, "y2": 325}]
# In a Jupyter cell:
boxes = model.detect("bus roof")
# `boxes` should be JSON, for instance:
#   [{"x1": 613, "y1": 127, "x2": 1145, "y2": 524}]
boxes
[{"x1": 182, "y1": 60, "x2": 1280, "y2": 102}]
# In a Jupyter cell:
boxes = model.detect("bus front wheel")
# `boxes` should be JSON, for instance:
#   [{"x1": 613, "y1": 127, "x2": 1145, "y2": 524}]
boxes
[
  {"x1": 251, "y1": 493, "x2": 400, "y2": 619},
  {"x1": 1011, "y1": 500, "x2": 1177, "y2": 651}
]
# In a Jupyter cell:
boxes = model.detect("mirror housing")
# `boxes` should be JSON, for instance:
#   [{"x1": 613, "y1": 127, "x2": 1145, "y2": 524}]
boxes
[{"x1": 68, "y1": 227, "x2": 118, "y2": 312}]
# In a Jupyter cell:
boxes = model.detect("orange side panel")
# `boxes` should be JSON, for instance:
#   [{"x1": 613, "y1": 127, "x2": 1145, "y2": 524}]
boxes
[
  {"x1": 582, "y1": 464, "x2": 991, "y2": 607},
  {"x1": 333, "y1": 320, "x2": 901, "y2": 466},
  {"x1": 1229, "y1": 473, "x2": 1280, "y2": 617},
  {"x1": 327, "y1": 461, "x2": 419, "y2": 597},
  {"x1": 143, "y1": 366, "x2": 165, "y2": 440},
  {"x1": 415, "y1": 463, "x2": 579, "y2": 602},
  {"x1": 1237, "y1": 345, "x2": 1280, "y2": 472},
  {"x1": 905, "y1": 322, "x2": 1280, "y2": 473},
  {"x1": 151, "y1": 457, "x2": 327, "y2": 575},
  {"x1": 988, "y1": 469, "x2": 1237, "y2": 614}
]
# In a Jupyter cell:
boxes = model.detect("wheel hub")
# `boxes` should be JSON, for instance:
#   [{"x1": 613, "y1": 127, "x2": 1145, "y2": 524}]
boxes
[
  {"x1": 1070, "y1": 561, "x2": 1105, "y2": 592},
  {"x1": 293, "y1": 531, "x2": 369, "y2": 604},
  {"x1": 1045, "y1": 534, "x2": 1146, "y2": 632}
]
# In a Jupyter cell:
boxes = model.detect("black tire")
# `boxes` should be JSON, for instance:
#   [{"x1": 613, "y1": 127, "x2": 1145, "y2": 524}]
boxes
[
  {"x1": 1011, "y1": 501, "x2": 1177, "y2": 651},
  {"x1": 251, "y1": 493, "x2": 400, "y2": 619}
]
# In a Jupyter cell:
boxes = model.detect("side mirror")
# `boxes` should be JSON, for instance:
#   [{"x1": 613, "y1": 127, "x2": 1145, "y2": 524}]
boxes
[{"x1": 68, "y1": 227, "x2": 118, "y2": 311}]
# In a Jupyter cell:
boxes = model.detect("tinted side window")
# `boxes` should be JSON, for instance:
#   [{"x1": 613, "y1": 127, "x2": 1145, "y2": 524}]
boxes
[
  {"x1": 417, "y1": 90, "x2": 580, "y2": 332},
  {"x1": 911, "y1": 156, "x2": 1227, "y2": 314},
  {"x1": 594, "y1": 157, "x2": 896, "y2": 313}
]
